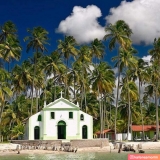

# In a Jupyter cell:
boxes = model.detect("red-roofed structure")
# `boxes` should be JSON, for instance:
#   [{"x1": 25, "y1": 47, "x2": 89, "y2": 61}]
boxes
[
  {"x1": 131, "y1": 125, "x2": 159, "y2": 132},
  {"x1": 95, "y1": 129, "x2": 115, "y2": 140},
  {"x1": 131, "y1": 125, "x2": 159, "y2": 140}
]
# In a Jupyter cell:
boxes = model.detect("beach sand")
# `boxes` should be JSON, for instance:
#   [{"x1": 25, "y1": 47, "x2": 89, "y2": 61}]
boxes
[{"x1": 0, "y1": 141, "x2": 160, "y2": 156}]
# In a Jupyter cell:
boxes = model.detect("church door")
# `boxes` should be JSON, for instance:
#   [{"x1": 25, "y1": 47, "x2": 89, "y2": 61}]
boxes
[
  {"x1": 57, "y1": 121, "x2": 66, "y2": 139},
  {"x1": 34, "y1": 126, "x2": 40, "y2": 139},
  {"x1": 82, "y1": 125, "x2": 87, "y2": 139}
]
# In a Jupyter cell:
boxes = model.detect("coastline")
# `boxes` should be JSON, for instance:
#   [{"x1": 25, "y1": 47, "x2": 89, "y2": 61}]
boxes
[{"x1": 0, "y1": 141, "x2": 160, "y2": 156}]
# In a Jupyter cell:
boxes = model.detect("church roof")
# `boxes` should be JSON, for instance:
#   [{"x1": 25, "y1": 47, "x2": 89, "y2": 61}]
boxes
[{"x1": 43, "y1": 97, "x2": 80, "y2": 111}]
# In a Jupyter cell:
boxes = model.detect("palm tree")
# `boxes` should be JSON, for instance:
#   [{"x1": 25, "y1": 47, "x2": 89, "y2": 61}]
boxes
[
  {"x1": 104, "y1": 20, "x2": 132, "y2": 139},
  {"x1": 0, "y1": 68, "x2": 12, "y2": 141},
  {"x1": 112, "y1": 46, "x2": 138, "y2": 140},
  {"x1": 90, "y1": 38, "x2": 105, "y2": 64},
  {"x1": 120, "y1": 76, "x2": 138, "y2": 139},
  {"x1": 12, "y1": 60, "x2": 33, "y2": 98},
  {"x1": 91, "y1": 62, "x2": 115, "y2": 137},
  {"x1": 0, "y1": 21, "x2": 21, "y2": 70},
  {"x1": 149, "y1": 38, "x2": 160, "y2": 140},
  {"x1": 0, "y1": 21, "x2": 17, "y2": 43},
  {"x1": 76, "y1": 46, "x2": 92, "y2": 110},
  {"x1": 58, "y1": 36, "x2": 78, "y2": 67},
  {"x1": 24, "y1": 26, "x2": 49, "y2": 115},
  {"x1": 131, "y1": 59, "x2": 150, "y2": 139},
  {"x1": 41, "y1": 51, "x2": 66, "y2": 101}
]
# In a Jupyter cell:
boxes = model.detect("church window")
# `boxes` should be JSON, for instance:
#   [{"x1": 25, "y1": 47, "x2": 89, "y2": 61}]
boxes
[
  {"x1": 38, "y1": 115, "x2": 42, "y2": 121},
  {"x1": 51, "y1": 112, "x2": 55, "y2": 119},
  {"x1": 80, "y1": 114, "x2": 84, "y2": 120},
  {"x1": 69, "y1": 112, "x2": 73, "y2": 119}
]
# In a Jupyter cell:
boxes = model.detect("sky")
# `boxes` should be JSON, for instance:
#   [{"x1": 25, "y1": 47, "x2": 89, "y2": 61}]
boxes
[{"x1": 1, "y1": 0, "x2": 160, "y2": 66}]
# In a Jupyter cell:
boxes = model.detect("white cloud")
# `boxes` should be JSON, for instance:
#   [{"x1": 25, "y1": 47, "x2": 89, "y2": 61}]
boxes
[
  {"x1": 56, "y1": 5, "x2": 105, "y2": 44},
  {"x1": 142, "y1": 55, "x2": 151, "y2": 65},
  {"x1": 105, "y1": 0, "x2": 160, "y2": 45}
]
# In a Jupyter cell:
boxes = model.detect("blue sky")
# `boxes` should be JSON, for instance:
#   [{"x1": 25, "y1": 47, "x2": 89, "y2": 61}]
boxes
[{"x1": 1, "y1": 0, "x2": 159, "y2": 66}]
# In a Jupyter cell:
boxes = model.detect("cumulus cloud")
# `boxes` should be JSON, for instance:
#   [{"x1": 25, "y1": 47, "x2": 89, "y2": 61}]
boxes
[
  {"x1": 56, "y1": 5, "x2": 105, "y2": 44},
  {"x1": 142, "y1": 55, "x2": 151, "y2": 65},
  {"x1": 105, "y1": 0, "x2": 160, "y2": 45}
]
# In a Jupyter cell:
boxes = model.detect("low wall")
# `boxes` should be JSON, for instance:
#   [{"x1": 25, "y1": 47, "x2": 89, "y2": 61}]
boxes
[
  {"x1": 70, "y1": 139, "x2": 109, "y2": 148},
  {"x1": 11, "y1": 139, "x2": 109, "y2": 148},
  {"x1": 11, "y1": 140, "x2": 62, "y2": 146}
]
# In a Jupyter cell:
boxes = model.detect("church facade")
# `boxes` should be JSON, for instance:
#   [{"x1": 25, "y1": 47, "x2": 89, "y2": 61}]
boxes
[{"x1": 24, "y1": 96, "x2": 93, "y2": 140}]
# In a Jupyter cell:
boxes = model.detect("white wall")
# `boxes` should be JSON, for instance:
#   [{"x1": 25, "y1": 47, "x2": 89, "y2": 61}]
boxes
[{"x1": 29, "y1": 111, "x2": 43, "y2": 140}]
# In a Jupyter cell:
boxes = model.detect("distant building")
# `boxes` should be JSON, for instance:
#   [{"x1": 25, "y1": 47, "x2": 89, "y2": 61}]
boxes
[
  {"x1": 131, "y1": 125, "x2": 160, "y2": 140},
  {"x1": 96, "y1": 129, "x2": 115, "y2": 141},
  {"x1": 24, "y1": 95, "x2": 93, "y2": 140}
]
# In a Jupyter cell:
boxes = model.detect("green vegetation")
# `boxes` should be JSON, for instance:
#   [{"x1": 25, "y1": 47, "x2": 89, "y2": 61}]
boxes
[{"x1": 0, "y1": 20, "x2": 160, "y2": 141}]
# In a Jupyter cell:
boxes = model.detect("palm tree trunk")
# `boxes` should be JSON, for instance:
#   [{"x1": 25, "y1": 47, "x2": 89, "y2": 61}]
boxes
[
  {"x1": 115, "y1": 61, "x2": 120, "y2": 141},
  {"x1": 54, "y1": 72, "x2": 56, "y2": 101},
  {"x1": 36, "y1": 89, "x2": 38, "y2": 113},
  {"x1": 139, "y1": 81, "x2": 144, "y2": 140},
  {"x1": 155, "y1": 87, "x2": 159, "y2": 140},
  {"x1": 0, "y1": 104, "x2": 5, "y2": 142},
  {"x1": 31, "y1": 52, "x2": 37, "y2": 115},
  {"x1": 127, "y1": 76, "x2": 131, "y2": 140},
  {"x1": 103, "y1": 97, "x2": 107, "y2": 137}
]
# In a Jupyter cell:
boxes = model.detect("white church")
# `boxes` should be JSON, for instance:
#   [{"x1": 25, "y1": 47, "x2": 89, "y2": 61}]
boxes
[{"x1": 24, "y1": 94, "x2": 93, "y2": 140}]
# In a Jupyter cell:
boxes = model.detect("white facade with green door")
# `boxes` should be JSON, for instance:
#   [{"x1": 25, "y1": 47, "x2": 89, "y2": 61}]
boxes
[{"x1": 24, "y1": 97, "x2": 93, "y2": 140}]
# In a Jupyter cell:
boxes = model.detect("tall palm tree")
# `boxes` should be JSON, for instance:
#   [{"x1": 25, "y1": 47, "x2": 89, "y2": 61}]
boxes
[
  {"x1": 0, "y1": 21, "x2": 17, "y2": 43},
  {"x1": 91, "y1": 62, "x2": 115, "y2": 137},
  {"x1": 76, "y1": 46, "x2": 92, "y2": 110},
  {"x1": 120, "y1": 75, "x2": 138, "y2": 139},
  {"x1": 131, "y1": 59, "x2": 150, "y2": 139},
  {"x1": 58, "y1": 36, "x2": 78, "y2": 67},
  {"x1": 0, "y1": 68, "x2": 12, "y2": 141},
  {"x1": 24, "y1": 26, "x2": 49, "y2": 115},
  {"x1": 41, "y1": 51, "x2": 66, "y2": 101},
  {"x1": 57, "y1": 36, "x2": 78, "y2": 98},
  {"x1": 0, "y1": 21, "x2": 21, "y2": 70},
  {"x1": 112, "y1": 46, "x2": 138, "y2": 140},
  {"x1": 149, "y1": 38, "x2": 160, "y2": 140},
  {"x1": 90, "y1": 38, "x2": 105, "y2": 64},
  {"x1": 104, "y1": 20, "x2": 132, "y2": 139},
  {"x1": 12, "y1": 60, "x2": 33, "y2": 98}
]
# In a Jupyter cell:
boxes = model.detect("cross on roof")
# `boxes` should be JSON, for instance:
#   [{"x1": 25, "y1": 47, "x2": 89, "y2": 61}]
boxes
[{"x1": 60, "y1": 91, "x2": 63, "y2": 98}]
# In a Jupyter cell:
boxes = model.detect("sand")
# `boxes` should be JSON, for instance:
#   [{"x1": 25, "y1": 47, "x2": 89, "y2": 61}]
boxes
[{"x1": 0, "y1": 141, "x2": 160, "y2": 156}]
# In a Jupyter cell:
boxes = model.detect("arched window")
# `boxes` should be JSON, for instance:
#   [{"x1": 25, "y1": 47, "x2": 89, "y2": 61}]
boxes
[
  {"x1": 82, "y1": 125, "x2": 87, "y2": 139},
  {"x1": 80, "y1": 114, "x2": 84, "y2": 120},
  {"x1": 38, "y1": 115, "x2": 42, "y2": 121}
]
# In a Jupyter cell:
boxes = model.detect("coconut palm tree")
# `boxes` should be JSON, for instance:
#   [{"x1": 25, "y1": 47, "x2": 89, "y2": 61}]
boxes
[
  {"x1": 120, "y1": 76, "x2": 138, "y2": 138},
  {"x1": 148, "y1": 38, "x2": 160, "y2": 140},
  {"x1": 112, "y1": 46, "x2": 138, "y2": 140},
  {"x1": 0, "y1": 21, "x2": 21, "y2": 70},
  {"x1": 41, "y1": 51, "x2": 66, "y2": 101},
  {"x1": 0, "y1": 68, "x2": 12, "y2": 141},
  {"x1": 58, "y1": 36, "x2": 78, "y2": 67},
  {"x1": 91, "y1": 62, "x2": 115, "y2": 137},
  {"x1": 57, "y1": 36, "x2": 78, "y2": 98},
  {"x1": 12, "y1": 60, "x2": 33, "y2": 97},
  {"x1": 24, "y1": 26, "x2": 49, "y2": 115},
  {"x1": 0, "y1": 21, "x2": 17, "y2": 43},
  {"x1": 75, "y1": 46, "x2": 92, "y2": 110},
  {"x1": 104, "y1": 20, "x2": 132, "y2": 139},
  {"x1": 90, "y1": 38, "x2": 105, "y2": 64},
  {"x1": 131, "y1": 59, "x2": 150, "y2": 139}
]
